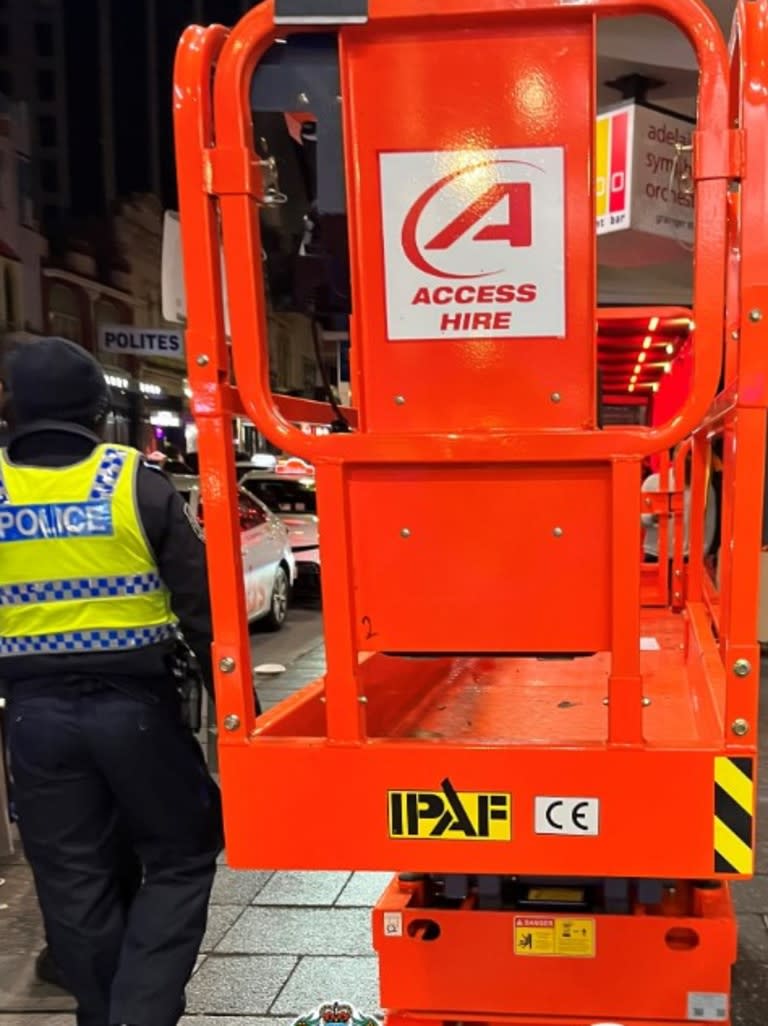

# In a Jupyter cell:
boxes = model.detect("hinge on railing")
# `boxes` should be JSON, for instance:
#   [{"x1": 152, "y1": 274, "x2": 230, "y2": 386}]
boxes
[
  {"x1": 692, "y1": 128, "x2": 745, "y2": 182},
  {"x1": 204, "y1": 147, "x2": 287, "y2": 205}
]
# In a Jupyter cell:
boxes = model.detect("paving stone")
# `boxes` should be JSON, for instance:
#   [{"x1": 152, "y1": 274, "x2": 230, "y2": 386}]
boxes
[
  {"x1": 0, "y1": 911, "x2": 46, "y2": 956},
  {"x1": 217, "y1": 907, "x2": 373, "y2": 956},
  {"x1": 756, "y1": 837, "x2": 768, "y2": 875},
  {"x1": 186, "y1": 955, "x2": 298, "y2": 1015},
  {"x1": 0, "y1": 866, "x2": 38, "y2": 908},
  {"x1": 258, "y1": 690, "x2": 302, "y2": 709},
  {"x1": 270, "y1": 956, "x2": 381, "y2": 1017},
  {"x1": 210, "y1": 867, "x2": 273, "y2": 905},
  {"x1": 733, "y1": 961, "x2": 768, "y2": 1026},
  {"x1": 182, "y1": 1019, "x2": 297, "y2": 1026},
  {"x1": 201, "y1": 905, "x2": 244, "y2": 952},
  {"x1": 738, "y1": 914, "x2": 768, "y2": 961},
  {"x1": 335, "y1": 873, "x2": 394, "y2": 908},
  {"x1": 732, "y1": 876, "x2": 768, "y2": 914},
  {"x1": 0, "y1": 847, "x2": 27, "y2": 868},
  {"x1": 0, "y1": 952, "x2": 75, "y2": 1013},
  {"x1": 0, "y1": 1017, "x2": 74, "y2": 1025},
  {"x1": 256, "y1": 872, "x2": 351, "y2": 907}
]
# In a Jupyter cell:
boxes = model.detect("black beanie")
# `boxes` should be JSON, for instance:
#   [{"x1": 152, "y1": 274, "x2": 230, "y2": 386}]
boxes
[{"x1": 9, "y1": 337, "x2": 111, "y2": 426}]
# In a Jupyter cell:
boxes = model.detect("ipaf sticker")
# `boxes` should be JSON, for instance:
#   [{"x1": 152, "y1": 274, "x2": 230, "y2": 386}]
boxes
[
  {"x1": 514, "y1": 916, "x2": 596, "y2": 958},
  {"x1": 388, "y1": 777, "x2": 511, "y2": 841}
]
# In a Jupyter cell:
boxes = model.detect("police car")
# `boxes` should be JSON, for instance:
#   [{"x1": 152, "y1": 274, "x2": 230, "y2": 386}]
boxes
[
  {"x1": 239, "y1": 466, "x2": 320, "y2": 592},
  {"x1": 172, "y1": 475, "x2": 296, "y2": 629}
]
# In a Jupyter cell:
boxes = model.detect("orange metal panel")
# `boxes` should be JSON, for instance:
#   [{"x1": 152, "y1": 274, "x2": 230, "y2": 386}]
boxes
[
  {"x1": 220, "y1": 741, "x2": 737, "y2": 878},
  {"x1": 374, "y1": 879, "x2": 736, "y2": 1023},
  {"x1": 347, "y1": 465, "x2": 611, "y2": 653},
  {"x1": 341, "y1": 19, "x2": 595, "y2": 434}
]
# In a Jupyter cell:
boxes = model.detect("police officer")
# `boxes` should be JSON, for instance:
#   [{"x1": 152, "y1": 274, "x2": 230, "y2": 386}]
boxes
[{"x1": 1, "y1": 338, "x2": 222, "y2": 1026}]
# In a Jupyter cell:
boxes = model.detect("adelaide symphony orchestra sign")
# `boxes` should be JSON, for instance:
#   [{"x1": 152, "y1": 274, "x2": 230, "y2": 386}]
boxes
[
  {"x1": 595, "y1": 102, "x2": 694, "y2": 263},
  {"x1": 379, "y1": 147, "x2": 566, "y2": 341}
]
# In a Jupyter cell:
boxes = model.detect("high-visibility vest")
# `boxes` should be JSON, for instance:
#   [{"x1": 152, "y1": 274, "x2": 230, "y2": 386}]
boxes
[{"x1": 0, "y1": 443, "x2": 176, "y2": 657}]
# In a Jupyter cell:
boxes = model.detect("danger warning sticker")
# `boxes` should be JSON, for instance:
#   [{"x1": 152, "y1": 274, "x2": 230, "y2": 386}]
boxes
[
  {"x1": 379, "y1": 147, "x2": 565, "y2": 341},
  {"x1": 513, "y1": 916, "x2": 596, "y2": 958}
]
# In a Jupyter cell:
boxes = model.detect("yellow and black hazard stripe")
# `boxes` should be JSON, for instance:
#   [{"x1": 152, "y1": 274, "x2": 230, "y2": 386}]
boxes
[{"x1": 714, "y1": 756, "x2": 755, "y2": 875}]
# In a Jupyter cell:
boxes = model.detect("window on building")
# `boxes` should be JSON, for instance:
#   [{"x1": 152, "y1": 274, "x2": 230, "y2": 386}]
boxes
[
  {"x1": 4, "y1": 265, "x2": 18, "y2": 329},
  {"x1": 37, "y1": 69, "x2": 54, "y2": 102},
  {"x1": 94, "y1": 298, "x2": 126, "y2": 328},
  {"x1": 34, "y1": 22, "x2": 54, "y2": 57},
  {"x1": 48, "y1": 283, "x2": 83, "y2": 343},
  {"x1": 40, "y1": 158, "x2": 57, "y2": 194},
  {"x1": 38, "y1": 115, "x2": 56, "y2": 147},
  {"x1": 17, "y1": 155, "x2": 35, "y2": 227}
]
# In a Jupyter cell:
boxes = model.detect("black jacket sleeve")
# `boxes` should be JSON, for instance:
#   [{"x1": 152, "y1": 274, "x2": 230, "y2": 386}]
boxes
[{"x1": 135, "y1": 463, "x2": 214, "y2": 692}]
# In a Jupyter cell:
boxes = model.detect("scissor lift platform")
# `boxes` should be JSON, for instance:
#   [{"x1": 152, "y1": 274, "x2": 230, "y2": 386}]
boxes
[
  {"x1": 233, "y1": 603, "x2": 748, "y2": 881},
  {"x1": 386, "y1": 610, "x2": 719, "y2": 747},
  {"x1": 172, "y1": 0, "x2": 768, "y2": 1022}
]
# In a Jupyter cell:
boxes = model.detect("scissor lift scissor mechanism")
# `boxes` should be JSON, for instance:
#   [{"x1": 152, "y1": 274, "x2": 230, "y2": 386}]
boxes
[{"x1": 173, "y1": 2, "x2": 768, "y2": 1023}]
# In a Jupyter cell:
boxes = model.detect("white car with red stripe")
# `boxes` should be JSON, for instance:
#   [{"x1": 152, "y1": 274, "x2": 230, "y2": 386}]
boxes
[
  {"x1": 239, "y1": 462, "x2": 320, "y2": 591},
  {"x1": 172, "y1": 475, "x2": 296, "y2": 628}
]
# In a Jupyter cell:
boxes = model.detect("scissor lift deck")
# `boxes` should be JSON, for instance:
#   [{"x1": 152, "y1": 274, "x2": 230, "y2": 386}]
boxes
[
  {"x1": 240, "y1": 604, "x2": 731, "y2": 882},
  {"x1": 173, "y1": 0, "x2": 768, "y2": 1023}
]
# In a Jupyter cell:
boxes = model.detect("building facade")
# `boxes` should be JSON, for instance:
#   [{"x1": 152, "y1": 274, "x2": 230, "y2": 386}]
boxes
[
  {"x1": 0, "y1": 94, "x2": 46, "y2": 354},
  {"x1": 0, "y1": 0, "x2": 69, "y2": 224}
]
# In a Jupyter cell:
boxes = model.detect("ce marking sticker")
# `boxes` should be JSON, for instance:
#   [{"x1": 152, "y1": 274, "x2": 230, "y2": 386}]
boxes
[{"x1": 535, "y1": 797, "x2": 600, "y2": 836}]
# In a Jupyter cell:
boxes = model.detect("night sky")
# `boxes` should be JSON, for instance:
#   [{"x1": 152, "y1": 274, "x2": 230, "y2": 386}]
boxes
[{"x1": 63, "y1": 1, "x2": 257, "y2": 217}]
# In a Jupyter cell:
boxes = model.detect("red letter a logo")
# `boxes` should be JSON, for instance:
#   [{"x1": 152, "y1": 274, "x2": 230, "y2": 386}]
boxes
[{"x1": 425, "y1": 182, "x2": 532, "y2": 250}]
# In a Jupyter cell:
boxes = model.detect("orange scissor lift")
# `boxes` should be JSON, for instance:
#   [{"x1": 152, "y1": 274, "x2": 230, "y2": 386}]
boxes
[{"x1": 173, "y1": 1, "x2": 767, "y2": 1023}]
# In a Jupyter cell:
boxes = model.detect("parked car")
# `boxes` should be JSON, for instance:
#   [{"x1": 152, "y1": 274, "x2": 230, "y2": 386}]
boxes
[
  {"x1": 239, "y1": 469, "x2": 320, "y2": 590},
  {"x1": 172, "y1": 474, "x2": 296, "y2": 629}
]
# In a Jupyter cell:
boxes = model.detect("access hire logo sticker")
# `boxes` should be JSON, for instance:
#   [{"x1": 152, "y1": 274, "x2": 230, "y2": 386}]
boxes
[{"x1": 379, "y1": 147, "x2": 565, "y2": 341}]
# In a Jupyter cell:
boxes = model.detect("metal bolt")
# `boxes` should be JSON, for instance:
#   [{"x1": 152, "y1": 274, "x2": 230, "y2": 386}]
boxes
[
  {"x1": 196, "y1": 354, "x2": 209, "y2": 366},
  {"x1": 551, "y1": 392, "x2": 561, "y2": 403},
  {"x1": 749, "y1": 308, "x2": 763, "y2": 323},
  {"x1": 731, "y1": 330, "x2": 739, "y2": 341},
  {"x1": 642, "y1": 697, "x2": 652, "y2": 707},
  {"x1": 733, "y1": 658, "x2": 752, "y2": 678},
  {"x1": 223, "y1": 714, "x2": 240, "y2": 731},
  {"x1": 732, "y1": 718, "x2": 750, "y2": 737},
  {"x1": 219, "y1": 657, "x2": 236, "y2": 673},
  {"x1": 602, "y1": 697, "x2": 609, "y2": 706},
  {"x1": 394, "y1": 395, "x2": 406, "y2": 405},
  {"x1": 358, "y1": 695, "x2": 368, "y2": 704},
  {"x1": 674, "y1": 591, "x2": 681, "y2": 600},
  {"x1": 298, "y1": 92, "x2": 309, "y2": 105},
  {"x1": 553, "y1": 527, "x2": 564, "y2": 538},
  {"x1": 400, "y1": 527, "x2": 411, "y2": 539}
]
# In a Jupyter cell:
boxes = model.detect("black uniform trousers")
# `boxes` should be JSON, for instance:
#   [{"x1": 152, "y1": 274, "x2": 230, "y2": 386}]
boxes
[{"x1": 7, "y1": 678, "x2": 222, "y2": 1026}]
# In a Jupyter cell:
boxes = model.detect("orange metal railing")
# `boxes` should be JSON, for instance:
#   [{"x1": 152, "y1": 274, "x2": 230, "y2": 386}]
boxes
[{"x1": 171, "y1": 0, "x2": 766, "y2": 879}]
